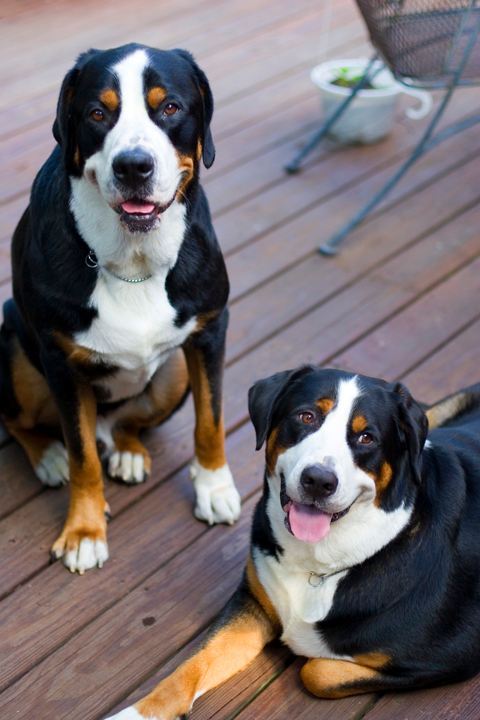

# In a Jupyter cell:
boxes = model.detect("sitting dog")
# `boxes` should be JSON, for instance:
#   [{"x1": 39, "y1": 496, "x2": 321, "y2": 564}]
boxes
[
  {"x1": 106, "y1": 366, "x2": 480, "y2": 718},
  {"x1": 0, "y1": 44, "x2": 240, "y2": 574}
]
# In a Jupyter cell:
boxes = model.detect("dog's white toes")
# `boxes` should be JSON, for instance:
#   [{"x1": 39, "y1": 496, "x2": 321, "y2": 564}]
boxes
[
  {"x1": 63, "y1": 538, "x2": 109, "y2": 575},
  {"x1": 191, "y1": 459, "x2": 241, "y2": 525},
  {"x1": 35, "y1": 440, "x2": 69, "y2": 487},
  {"x1": 108, "y1": 451, "x2": 148, "y2": 484}
]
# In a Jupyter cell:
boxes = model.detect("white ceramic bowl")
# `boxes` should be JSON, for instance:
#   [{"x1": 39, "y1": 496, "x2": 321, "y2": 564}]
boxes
[{"x1": 310, "y1": 58, "x2": 432, "y2": 144}]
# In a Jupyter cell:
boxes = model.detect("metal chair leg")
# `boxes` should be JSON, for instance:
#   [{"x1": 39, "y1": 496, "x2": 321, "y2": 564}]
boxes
[
  {"x1": 318, "y1": 92, "x2": 452, "y2": 255},
  {"x1": 319, "y1": 8, "x2": 480, "y2": 256},
  {"x1": 284, "y1": 54, "x2": 379, "y2": 174}
]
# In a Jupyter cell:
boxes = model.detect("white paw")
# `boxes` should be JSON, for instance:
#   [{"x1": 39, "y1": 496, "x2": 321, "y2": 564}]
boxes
[
  {"x1": 190, "y1": 459, "x2": 241, "y2": 526},
  {"x1": 108, "y1": 451, "x2": 148, "y2": 484},
  {"x1": 105, "y1": 707, "x2": 146, "y2": 720},
  {"x1": 62, "y1": 538, "x2": 109, "y2": 575},
  {"x1": 35, "y1": 440, "x2": 69, "y2": 487}
]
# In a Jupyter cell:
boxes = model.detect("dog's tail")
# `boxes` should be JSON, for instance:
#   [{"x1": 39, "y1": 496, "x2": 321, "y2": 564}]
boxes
[{"x1": 426, "y1": 383, "x2": 480, "y2": 430}]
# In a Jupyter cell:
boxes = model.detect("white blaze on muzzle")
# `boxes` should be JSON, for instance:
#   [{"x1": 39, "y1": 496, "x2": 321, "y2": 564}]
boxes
[
  {"x1": 84, "y1": 49, "x2": 180, "y2": 210},
  {"x1": 276, "y1": 377, "x2": 375, "y2": 542}
]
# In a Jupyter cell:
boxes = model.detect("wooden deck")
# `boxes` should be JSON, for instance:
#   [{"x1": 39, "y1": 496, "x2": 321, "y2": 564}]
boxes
[{"x1": 1, "y1": 1, "x2": 480, "y2": 718}]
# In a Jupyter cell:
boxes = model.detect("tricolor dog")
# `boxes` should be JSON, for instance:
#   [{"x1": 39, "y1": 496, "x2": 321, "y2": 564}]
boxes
[
  {"x1": 0, "y1": 44, "x2": 240, "y2": 573},
  {"x1": 106, "y1": 367, "x2": 480, "y2": 718}
]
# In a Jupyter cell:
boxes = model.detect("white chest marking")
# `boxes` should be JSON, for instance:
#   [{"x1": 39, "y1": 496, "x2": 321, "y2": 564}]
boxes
[
  {"x1": 253, "y1": 547, "x2": 349, "y2": 659},
  {"x1": 75, "y1": 270, "x2": 195, "y2": 402}
]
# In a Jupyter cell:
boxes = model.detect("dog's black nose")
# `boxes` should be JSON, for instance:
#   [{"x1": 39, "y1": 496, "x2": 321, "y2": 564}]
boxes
[
  {"x1": 300, "y1": 464, "x2": 338, "y2": 498},
  {"x1": 112, "y1": 148, "x2": 155, "y2": 187}
]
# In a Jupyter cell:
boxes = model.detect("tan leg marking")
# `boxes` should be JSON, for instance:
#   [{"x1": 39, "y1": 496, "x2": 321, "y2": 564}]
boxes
[
  {"x1": 135, "y1": 596, "x2": 276, "y2": 719},
  {"x1": 9, "y1": 337, "x2": 58, "y2": 429},
  {"x1": 3, "y1": 338, "x2": 66, "y2": 483},
  {"x1": 184, "y1": 346, "x2": 226, "y2": 471},
  {"x1": 107, "y1": 426, "x2": 152, "y2": 484},
  {"x1": 301, "y1": 653, "x2": 390, "y2": 699},
  {"x1": 111, "y1": 427, "x2": 151, "y2": 472},
  {"x1": 104, "y1": 351, "x2": 189, "y2": 485},
  {"x1": 51, "y1": 385, "x2": 107, "y2": 572}
]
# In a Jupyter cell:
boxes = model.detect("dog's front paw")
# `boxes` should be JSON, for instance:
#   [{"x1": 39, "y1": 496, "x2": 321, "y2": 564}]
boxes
[
  {"x1": 105, "y1": 708, "x2": 146, "y2": 720},
  {"x1": 35, "y1": 440, "x2": 70, "y2": 487},
  {"x1": 190, "y1": 458, "x2": 241, "y2": 526},
  {"x1": 105, "y1": 706, "x2": 179, "y2": 720},
  {"x1": 107, "y1": 449, "x2": 151, "y2": 484},
  {"x1": 51, "y1": 516, "x2": 109, "y2": 574}
]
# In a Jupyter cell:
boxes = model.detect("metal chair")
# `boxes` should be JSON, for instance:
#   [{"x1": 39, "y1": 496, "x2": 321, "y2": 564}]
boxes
[{"x1": 285, "y1": 0, "x2": 480, "y2": 255}]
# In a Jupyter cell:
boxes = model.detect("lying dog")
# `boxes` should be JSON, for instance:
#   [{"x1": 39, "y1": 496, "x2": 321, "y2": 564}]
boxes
[
  {"x1": 0, "y1": 44, "x2": 240, "y2": 573},
  {"x1": 106, "y1": 366, "x2": 480, "y2": 718}
]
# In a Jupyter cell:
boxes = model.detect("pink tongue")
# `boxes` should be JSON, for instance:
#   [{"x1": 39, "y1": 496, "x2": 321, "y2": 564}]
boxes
[
  {"x1": 121, "y1": 201, "x2": 156, "y2": 215},
  {"x1": 289, "y1": 502, "x2": 332, "y2": 543}
]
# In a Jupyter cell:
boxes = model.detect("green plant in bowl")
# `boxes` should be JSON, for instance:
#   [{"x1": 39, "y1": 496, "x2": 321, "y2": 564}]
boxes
[{"x1": 331, "y1": 66, "x2": 375, "y2": 90}]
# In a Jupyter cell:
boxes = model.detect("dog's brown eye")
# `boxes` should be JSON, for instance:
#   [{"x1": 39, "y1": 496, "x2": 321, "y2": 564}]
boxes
[
  {"x1": 358, "y1": 432, "x2": 374, "y2": 445},
  {"x1": 163, "y1": 102, "x2": 179, "y2": 116},
  {"x1": 90, "y1": 108, "x2": 105, "y2": 122},
  {"x1": 299, "y1": 411, "x2": 315, "y2": 425}
]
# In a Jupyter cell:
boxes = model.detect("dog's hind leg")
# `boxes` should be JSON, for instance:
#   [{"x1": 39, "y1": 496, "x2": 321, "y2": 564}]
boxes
[
  {"x1": 300, "y1": 654, "x2": 398, "y2": 698},
  {"x1": 5, "y1": 425, "x2": 69, "y2": 487},
  {"x1": 103, "y1": 349, "x2": 190, "y2": 485},
  {"x1": 1, "y1": 335, "x2": 69, "y2": 486}
]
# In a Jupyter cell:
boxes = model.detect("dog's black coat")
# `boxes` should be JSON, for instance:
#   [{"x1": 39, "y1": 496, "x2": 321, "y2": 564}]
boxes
[
  {"x1": 248, "y1": 369, "x2": 480, "y2": 691},
  {"x1": 1, "y1": 44, "x2": 228, "y2": 432},
  {"x1": 0, "y1": 44, "x2": 237, "y2": 572}
]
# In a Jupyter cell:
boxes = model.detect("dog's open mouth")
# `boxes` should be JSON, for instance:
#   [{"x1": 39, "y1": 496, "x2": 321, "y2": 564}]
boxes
[
  {"x1": 280, "y1": 484, "x2": 352, "y2": 543},
  {"x1": 115, "y1": 197, "x2": 175, "y2": 230}
]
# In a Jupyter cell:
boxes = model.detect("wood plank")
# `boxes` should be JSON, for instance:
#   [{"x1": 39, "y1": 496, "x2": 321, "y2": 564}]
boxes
[
  {"x1": 234, "y1": 661, "x2": 376, "y2": 720},
  {"x1": 0, "y1": 442, "x2": 39, "y2": 520},
  {"x1": 333, "y1": 257, "x2": 480, "y2": 379},
  {"x1": 227, "y1": 197, "x2": 480, "y2": 363},
  {"x1": 0, "y1": 1, "x2": 361, "y2": 135},
  {"x1": 402, "y1": 318, "x2": 480, "y2": 404},
  {"x1": 0, "y1": 0, "x2": 316, "y2": 101},
  {"x1": 0, "y1": 424, "x2": 259, "y2": 689},
  {"x1": 362, "y1": 673, "x2": 480, "y2": 720},
  {"x1": 224, "y1": 139, "x2": 480, "y2": 303},
  {"x1": 0, "y1": 494, "x2": 257, "y2": 719}
]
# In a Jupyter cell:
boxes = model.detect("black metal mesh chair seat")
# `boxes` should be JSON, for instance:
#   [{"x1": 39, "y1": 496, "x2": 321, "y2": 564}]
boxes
[{"x1": 356, "y1": 1, "x2": 480, "y2": 85}]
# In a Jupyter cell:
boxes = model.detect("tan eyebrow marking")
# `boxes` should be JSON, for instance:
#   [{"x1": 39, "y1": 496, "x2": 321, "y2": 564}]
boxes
[
  {"x1": 147, "y1": 86, "x2": 167, "y2": 110},
  {"x1": 351, "y1": 414, "x2": 368, "y2": 433},
  {"x1": 316, "y1": 398, "x2": 334, "y2": 415},
  {"x1": 99, "y1": 88, "x2": 119, "y2": 112}
]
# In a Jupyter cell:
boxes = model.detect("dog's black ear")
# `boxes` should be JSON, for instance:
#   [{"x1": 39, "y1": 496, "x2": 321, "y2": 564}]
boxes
[
  {"x1": 248, "y1": 365, "x2": 315, "y2": 451},
  {"x1": 173, "y1": 49, "x2": 215, "y2": 168},
  {"x1": 53, "y1": 49, "x2": 100, "y2": 167},
  {"x1": 392, "y1": 382, "x2": 428, "y2": 484}
]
